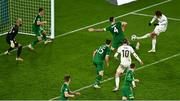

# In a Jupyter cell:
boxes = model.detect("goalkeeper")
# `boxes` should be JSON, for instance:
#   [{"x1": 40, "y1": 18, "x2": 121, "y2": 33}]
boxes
[{"x1": 28, "y1": 8, "x2": 52, "y2": 50}]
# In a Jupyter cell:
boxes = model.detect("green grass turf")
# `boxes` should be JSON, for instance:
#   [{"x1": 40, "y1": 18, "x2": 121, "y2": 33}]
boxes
[{"x1": 0, "y1": 0, "x2": 180, "y2": 100}]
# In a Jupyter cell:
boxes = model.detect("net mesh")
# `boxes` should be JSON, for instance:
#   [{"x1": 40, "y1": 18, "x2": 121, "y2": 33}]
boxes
[{"x1": 0, "y1": 0, "x2": 51, "y2": 35}]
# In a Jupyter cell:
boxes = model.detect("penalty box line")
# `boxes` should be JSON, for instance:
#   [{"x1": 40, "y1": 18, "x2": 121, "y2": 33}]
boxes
[
  {"x1": 0, "y1": 0, "x2": 172, "y2": 57},
  {"x1": 49, "y1": 52, "x2": 180, "y2": 100}
]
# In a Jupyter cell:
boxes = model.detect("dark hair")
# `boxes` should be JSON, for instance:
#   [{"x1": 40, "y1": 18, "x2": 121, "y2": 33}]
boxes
[
  {"x1": 123, "y1": 38, "x2": 129, "y2": 44},
  {"x1": 155, "y1": 10, "x2": 162, "y2": 16},
  {"x1": 64, "y1": 75, "x2": 71, "y2": 82},
  {"x1": 106, "y1": 39, "x2": 111, "y2": 45},
  {"x1": 39, "y1": 7, "x2": 44, "y2": 12},
  {"x1": 130, "y1": 63, "x2": 136, "y2": 69},
  {"x1": 109, "y1": 17, "x2": 114, "y2": 22}
]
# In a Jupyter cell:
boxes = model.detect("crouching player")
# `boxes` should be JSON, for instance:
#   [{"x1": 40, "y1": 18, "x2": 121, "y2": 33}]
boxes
[
  {"x1": 4, "y1": 18, "x2": 23, "y2": 61},
  {"x1": 92, "y1": 39, "x2": 111, "y2": 88},
  {"x1": 113, "y1": 39, "x2": 143, "y2": 92},
  {"x1": 60, "y1": 75, "x2": 80, "y2": 100},
  {"x1": 122, "y1": 63, "x2": 139, "y2": 100}
]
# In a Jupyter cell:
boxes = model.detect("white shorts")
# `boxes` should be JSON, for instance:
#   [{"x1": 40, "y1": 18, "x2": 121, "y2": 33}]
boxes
[
  {"x1": 116, "y1": 64, "x2": 130, "y2": 73},
  {"x1": 153, "y1": 26, "x2": 167, "y2": 35}
]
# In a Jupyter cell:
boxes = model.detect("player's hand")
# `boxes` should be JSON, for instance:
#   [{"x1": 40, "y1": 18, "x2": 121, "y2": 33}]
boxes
[
  {"x1": 148, "y1": 22, "x2": 152, "y2": 26},
  {"x1": 10, "y1": 41, "x2": 15, "y2": 48},
  {"x1": 140, "y1": 61, "x2": 144, "y2": 65},
  {"x1": 88, "y1": 28, "x2": 94, "y2": 32},
  {"x1": 153, "y1": 23, "x2": 159, "y2": 26},
  {"x1": 75, "y1": 92, "x2": 81, "y2": 95}
]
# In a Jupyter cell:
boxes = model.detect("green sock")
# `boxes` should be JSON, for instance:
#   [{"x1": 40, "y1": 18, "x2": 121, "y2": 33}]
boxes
[
  {"x1": 94, "y1": 75, "x2": 102, "y2": 85},
  {"x1": 42, "y1": 34, "x2": 47, "y2": 41},
  {"x1": 31, "y1": 39, "x2": 39, "y2": 48}
]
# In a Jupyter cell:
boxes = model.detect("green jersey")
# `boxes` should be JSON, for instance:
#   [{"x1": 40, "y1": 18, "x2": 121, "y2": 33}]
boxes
[
  {"x1": 32, "y1": 14, "x2": 42, "y2": 31},
  {"x1": 60, "y1": 83, "x2": 70, "y2": 100},
  {"x1": 93, "y1": 44, "x2": 111, "y2": 63},
  {"x1": 104, "y1": 21, "x2": 125, "y2": 48},
  {"x1": 123, "y1": 69, "x2": 134, "y2": 87}
]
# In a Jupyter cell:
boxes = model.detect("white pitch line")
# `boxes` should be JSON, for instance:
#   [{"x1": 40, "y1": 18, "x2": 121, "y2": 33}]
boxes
[
  {"x1": 0, "y1": 0, "x2": 171, "y2": 56},
  {"x1": 131, "y1": 12, "x2": 180, "y2": 21},
  {"x1": 49, "y1": 52, "x2": 180, "y2": 100}
]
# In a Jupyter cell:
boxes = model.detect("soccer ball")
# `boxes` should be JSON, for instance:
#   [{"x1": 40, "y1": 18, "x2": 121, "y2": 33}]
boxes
[{"x1": 131, "y1": 34, "x2": 137, "y2": 41}]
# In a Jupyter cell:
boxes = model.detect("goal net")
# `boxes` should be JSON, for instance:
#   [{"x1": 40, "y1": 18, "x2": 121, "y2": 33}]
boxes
[{"x1": 0, "y1": 0, "x2": 55, "y2": 39}]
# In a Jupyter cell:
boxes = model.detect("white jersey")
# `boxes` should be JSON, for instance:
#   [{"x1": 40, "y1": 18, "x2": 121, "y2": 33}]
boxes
[
  {"x1": 117, "y1": 44, "x2": 135, "y2": 66},
  {"x1": 151, "y1": 14, "x2": 168, "y2": 29}
]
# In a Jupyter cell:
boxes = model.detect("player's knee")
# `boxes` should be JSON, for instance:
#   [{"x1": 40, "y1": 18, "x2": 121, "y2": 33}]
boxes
[{"x1": 115, "y1": 72, "x2": 120, "y2": 77}]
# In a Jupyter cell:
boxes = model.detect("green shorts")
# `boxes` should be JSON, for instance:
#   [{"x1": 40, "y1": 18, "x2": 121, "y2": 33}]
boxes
[
  {"x1": 122, "y1": 86, "x2": 134, "y2": 99},
  {"x1": 112, "y1": 41, "x2": 123, "y2": 49},
  {"x1": 33, "y1": 27, "x2": 44, "y2": 36},
  {"x1": 93, "y1": 61, "x2": 104, "y2": 74}
]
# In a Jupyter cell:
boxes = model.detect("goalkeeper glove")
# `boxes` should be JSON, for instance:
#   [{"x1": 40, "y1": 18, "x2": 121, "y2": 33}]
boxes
[
  {"x1": 154, "y1": 23, "x2": 159, "y2": 26},
  {"x1": 10, "y1": 40, "x2": 15, "y2": 48},
  {"x1": 148, "y1": 22, "x2": 152, "y2": 26}
]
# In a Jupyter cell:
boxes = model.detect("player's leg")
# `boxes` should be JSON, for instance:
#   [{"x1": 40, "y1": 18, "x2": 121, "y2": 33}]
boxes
[
  {"x1": 93, "y1": 62, "x2": 104, "y2": 88},
  {"x1": 4, "y1": 40, "x2": 15, "y2": 55},
  {"x1": 15, "y1": 42, "x2": 23, "y2": 61},
  {"x1": 148, "y1": 32, "x2": 157, "y2": 52},
  {"x1": 128, "y1": 87, "x2": 135, "y2": 100},
  {"x1": 28, "y1": 29, "x2": 42, "y2": 50},
  {"x1": 113, "y1": 65, "x2": 125, "y2": 92},
  {"x1": 136, "y1": 33, "x2": 151, "y2": 40},
  {"x1": 41, "y1": 29, "x2": 52, "y2": 44}
]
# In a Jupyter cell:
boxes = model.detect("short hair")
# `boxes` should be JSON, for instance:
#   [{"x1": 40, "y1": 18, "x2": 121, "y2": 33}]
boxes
[
  {"x1": 106, "y1": 39, "x2": 111, "y2": 45},
  {"x1": 155, "y1": 10, "x2": 162, "y2": 16},
  {"x1": 39, "y1": 7, "x2": 44, "y2": 12},
  {"x1": 109, "y1": 17, "x2": 114, "y2": 22},
  {"x1": 64, "y1": 75, "x2": 71, "y2": 82},
  {"x1": 130, "y1": 63, "x2": 136, "y2": 69},
  {"x1": 123, "y1": 38, "x2": 129, "y2": 44}
]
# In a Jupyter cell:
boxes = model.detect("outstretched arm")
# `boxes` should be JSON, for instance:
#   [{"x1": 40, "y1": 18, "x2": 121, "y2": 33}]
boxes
[{"x1": 88, "y1": 28, "x2": 105, "y2": 32}]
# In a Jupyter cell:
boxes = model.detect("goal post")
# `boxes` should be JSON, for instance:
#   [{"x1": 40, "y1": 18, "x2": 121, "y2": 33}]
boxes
[{"x1": 0, "y1": 0, "x2": 55, "y2": 39}]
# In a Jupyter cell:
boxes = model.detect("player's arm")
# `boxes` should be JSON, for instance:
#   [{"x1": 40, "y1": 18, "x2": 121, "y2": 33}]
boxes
[
  {"x1": 69, "y1": 91, "x2": 81, "y2": 95},
  {"x1": 121, "y1": 21, "x2": 127, "y2": 32},
  {"x1": 114, "y1": 52, "x2": 119, "y2": 60},
  {"x1": 88, "y1": 28, "x2": 105, "y2": 32},
  {"x1": 93, "y1": 50, "x2": 97, "y2": 57},
  {"x1": 105, "y1": 55, "x2": 110, "y2": 67},
  {"x1": 37, "y1": 21, "x2": 47, "y2": 26},
  {"x1": 64, "y1": 91, "x2": 75, "y2": 98},
  {"x1": 149, "y1": 16, "x2": 157, "y2": 26},
  {"x1": 132, "y1": 52, "x2": 143, "y2": 65}
]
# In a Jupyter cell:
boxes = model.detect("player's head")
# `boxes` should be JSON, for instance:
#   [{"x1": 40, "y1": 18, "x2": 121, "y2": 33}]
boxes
[
  {"x1": 64, "y1": 75, "x2": 71, "y2": 83},
  {"x1": 155, "y1": 10, "x2": 162, "y2": 18},
  {"x1": 39, "y1": 7, "x2": 45, "y2": 16},
  {"x1": 123, "y1": 38, "x2": 129, "y2": 45},
  {"x1": 16, "y1": 18, "x2": 22, "y2": 26},
  {"x1": 109, "y1": 17, "x2": 115, "y2": 24},
  {"x1": 130, "y1": 63, "x2": 136, "y2": 70},
  {"x1": 105, "y1": 39, "x2": 111, "y2": 46}
]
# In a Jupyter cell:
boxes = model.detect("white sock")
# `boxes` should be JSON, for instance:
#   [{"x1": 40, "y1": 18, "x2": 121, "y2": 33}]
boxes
[
  {"x1": 115, "y1": 77, "x2": 120, "y2": 89},
  {"x1": 137, "y1": 33, "x2": 150, "y2": 40},
  {"x1": 152, "y1": 38, "x2": 156, "y2": 50}
]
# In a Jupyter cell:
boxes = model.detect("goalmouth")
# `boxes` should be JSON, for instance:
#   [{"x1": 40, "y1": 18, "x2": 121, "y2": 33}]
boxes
[{"x1": 0, "y1": 0, "x2": 55, "y2": 39}]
